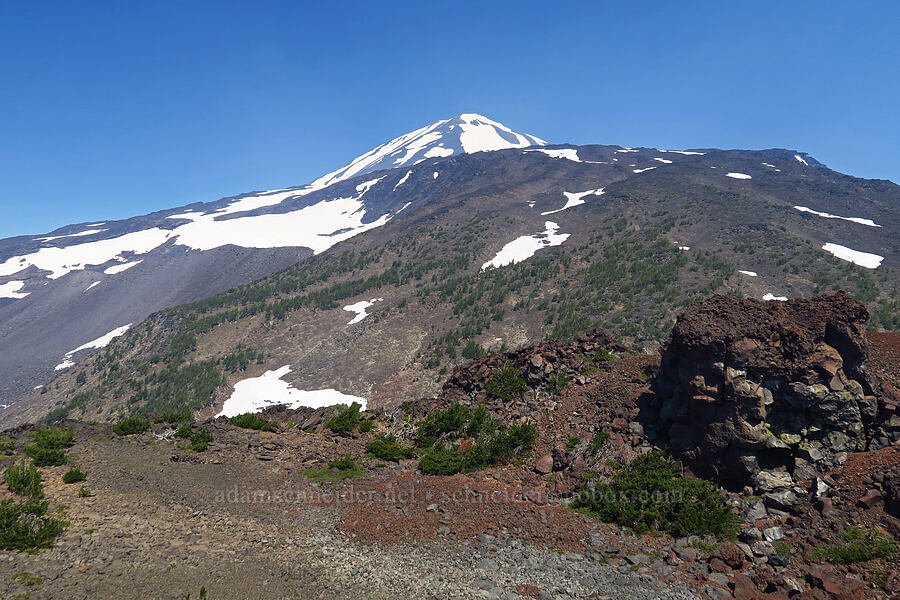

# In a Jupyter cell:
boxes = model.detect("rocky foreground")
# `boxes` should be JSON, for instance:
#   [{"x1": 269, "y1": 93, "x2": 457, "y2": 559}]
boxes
[{"x1": 1, "y1": 293, "x2": 898, "y2": 599}]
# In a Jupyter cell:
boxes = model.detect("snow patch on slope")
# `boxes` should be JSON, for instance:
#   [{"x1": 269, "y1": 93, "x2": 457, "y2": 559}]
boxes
[
  {"x1": 821, "y1": 243, "x2": 883, "y2": 269},
  {"x1": 216, "y1": 365, "x2": 367, "y2": 418},
  {"x1": 763, "y1": 293, "x2": 788, "y2": 301},
  {"x1": 343, "y1": 298, "x2": 383, "y2": 325},
  {"x1": 104, "y1": 260, "x2": 142, "y2": 275},
  {"x1": 55, "y1": 324, "x2": 132, "y2": 371},
  {"x1": 0, "y1": 281, "x2": 29, "y2": 299},
  {"x1": 541, "y1": 188, "x2": 604, "y2": 216},
  {"x1": 35, "y1": 229, "x2": 108, "y2": 243},
  {"x1": 525, "y1": 148, "x2": 581, "y2": 162},
  {"x1": 726, "y1": 172, "x2": 752, "y2": 180},
  {"x1": 482, "y1": 222, "x2": 569, "y2": 270},
  {"x1": 793, "y1": 206, "x2": 881, "y2": 228}
]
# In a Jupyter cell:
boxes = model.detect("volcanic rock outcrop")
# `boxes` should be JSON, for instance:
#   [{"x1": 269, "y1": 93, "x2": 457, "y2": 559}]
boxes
[{"x1": 649, "y1": 292, "x2": 898, "y2": 495}]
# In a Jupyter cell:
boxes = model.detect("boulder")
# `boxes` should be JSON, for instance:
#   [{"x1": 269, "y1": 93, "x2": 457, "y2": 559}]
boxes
[{"x1": 651, "y1": 292, "x2": 893, "y2": 490}]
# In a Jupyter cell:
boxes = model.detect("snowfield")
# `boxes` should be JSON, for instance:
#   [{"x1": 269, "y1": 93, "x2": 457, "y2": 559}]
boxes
[
  {"x1": 524, "y1": 148, "x2": 581, "y2": 162},
  {"x1": 794, "y1": 155, "x2": 808, "y2": 166},
  {"x1": 393, "y1": 170, "x2": 412, "y2": 191},
  {"x1": 104, "y1": 260, "x2": 142, "y2": 275},
  {"x1": 0, "y1": 280, "x2": 29, "y2": 299},
  {"x1": 821, "y1": 243, "x2": 884, "y2": 268},
  {"x1": 793, "y1": 206, "x2": 881, "y2": 227},
  {"x1": 633, "y1": 166, "x2": 657, "y2": 174},
  {"x1": 763, "y1": 293, "x2": 788, "y2": 301},
  {"x1": 541, "y1": 188, "x2": 604, "y2": 216},
  {"x1": 55, "y1": 323, "x2": 132, "y2": 371},
  {"x1": 343, "y1": 298, "x2": 384, "y2": 325},
  {"x1": 738, "y1": 270, "x2": 758, "y2": 277},
  {"x1": 481, "y1": 222, "x2": 569, "y2": 270},
  {"x1": 35, "y1": 228, "x2": 108, "y2": 242},
  {"x1": 216, "y1": 365, "x2": 368, "y2": 418}
]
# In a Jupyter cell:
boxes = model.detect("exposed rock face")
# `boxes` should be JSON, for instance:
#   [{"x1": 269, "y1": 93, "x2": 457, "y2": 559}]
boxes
[{"x1": 650, "y1": 292, "x2": 897, "y2": 491}]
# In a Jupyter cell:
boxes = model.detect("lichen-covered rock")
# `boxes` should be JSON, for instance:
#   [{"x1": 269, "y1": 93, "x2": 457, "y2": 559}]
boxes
[{"x1": 650, "y1": 292, "x2": 895, "y2": 490}]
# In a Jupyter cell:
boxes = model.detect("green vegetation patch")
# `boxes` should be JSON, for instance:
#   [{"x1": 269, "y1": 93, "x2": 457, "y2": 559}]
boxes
[
  {"x1": 113, "y1": 416, "x2": 150, "y2": 436},
  {"x1": 0, "y1": 498, "x2": 66, "y2": 551},
  {"x1": 4, "y1": 461, "x2": 44, "y2": 499},
  {"x1": 228, "y1": 413, "x2": 271, "y2": 431},
  {"x1": 366, "y1": 435, "x2": 415, "y2": 462},
  {"x1": 302, "y1": 455, "x2": 365, "y2": 482},
  {"x1": 572, "y1": 451, "x2": 739, "y2": 538},
  {"x1": 326, "y1": 402, "x2": 362, "y2": 433},
  {"x1": 809, "y1": 527, "x2": 897, "y2": 564},
  {"x1": 62, "y1": 468, "x2": 87, "y2": 484},
  {"x1": 485, "y1": 364, "x2": 529, "y2": 401}
]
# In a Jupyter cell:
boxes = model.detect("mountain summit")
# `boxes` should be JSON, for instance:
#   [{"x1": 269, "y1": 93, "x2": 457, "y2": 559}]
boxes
[{"x1": 307, "y1": 113, "x2": 547, "y2": 190}]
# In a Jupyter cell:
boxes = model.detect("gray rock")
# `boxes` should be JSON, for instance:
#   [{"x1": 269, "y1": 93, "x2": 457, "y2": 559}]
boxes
[
  {"x1": 740, "y1": 500, "x2": 767, "y2": 522},
  {"x1": 762, "y1": 526, "x2": 784, "y2": 542}
]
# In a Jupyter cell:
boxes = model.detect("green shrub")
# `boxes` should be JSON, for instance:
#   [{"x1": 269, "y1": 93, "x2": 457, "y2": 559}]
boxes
[
  {"x1": 358, "y1": 419, "x2": 374, "y2": 434},
  {"x1": 419, "y1": 442, "x2": 464, "y2": 475},
  {"x1": 78, "y1": 486, "x2": 91, "y2": 498},
  {"x1": 461, "y1": 340, "x2": 486, "y2": 359},
  {"x1": 228, "y1": 413, "x2": 271, "y2": 431},
  {"x1": 0, "y1": 498, "x2": 66, "y2": 551},
  {"x1": 112, "y1": 416, "x2": 150, "y2": 436},
  {"x1": 174, "y1": 424, "x2": 193, "y2": 438},
  {"x1": 326, "y1": 402, "x2": 361, "y2": 433},
  {"x1": 328, "y1": 454, "x2": 357, "y2": 470},
  {"x1": 590, "y1": 349, "x2": 618, "y2": 363},
  {"x1": 302, "y1": 455, "x2": 365, "y2": 482},
  {"x1": 588, "y1": 431, "x2": 610, "y2": 453},
  {"x1": 465, "y1": 404, "x2": 496, "y2": 438},
  {"x1": 154, "y1": 412, "x2": 192, "y2": 424},
  {"x1": 485, "y1": 364, "x2": 529, "y2": 401},
  {"x1": 189, "y1": 428, "x2": 213, "y2": 452},
  {"x1": 566, "y1": 436, "x2": 581, "y2": 450},
  {"x1": 31, "y1": 427, "x2": 73, "y2": 449},
  {"x1": 545, "y1": 371, "x2": 571, "y2": 395},
  {"x1": 0, "y1": 435, "x2": 16, "y2": 453},
  {"x1": 23, "y1": 446, "x2": 67, "y2": 467},
  {"x1": 572, "y1": 451, "x2": 739, "y2": 538},
  {"x1": 62, "y1": 468, "x2": 86, "y2": 484},
  {"x1": 4, "y1": 461, "x2": 43, "y2": 499},
  {"x1": 366, "y1": 435, "x2": 415, "y2": 462},
  {"x1": 809, "y1": 527, "x2": 897, "y2": 564},
  {"x1": 418, "y1": 402, "x2": 471, "y2": 441}
]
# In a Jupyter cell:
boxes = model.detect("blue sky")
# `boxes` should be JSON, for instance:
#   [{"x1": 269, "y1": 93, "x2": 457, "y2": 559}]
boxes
[{"x1": 1, "y1": 1, "x2": 897, "y2": 238}]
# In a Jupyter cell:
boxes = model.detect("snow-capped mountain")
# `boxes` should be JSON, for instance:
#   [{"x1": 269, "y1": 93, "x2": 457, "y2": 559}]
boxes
[{"x1": 307, "y1": 114, "x2": 547, "y2": 190}]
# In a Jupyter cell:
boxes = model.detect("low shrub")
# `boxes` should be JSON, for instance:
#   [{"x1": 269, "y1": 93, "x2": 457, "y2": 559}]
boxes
[
  {"x1": 228, "y1": 413, "x2": 271, "y2": 431},
  {"x1": 78, "y1": 486, "x2": 91, "y2": 498},
  {"x1": 357, "y1": 419, "x2": 374, "y2": 434},
  {"x1": 154, "y1": 412, "x2": 192, "y2": 424},
  {"x1": 366, "y1": 435, "x2": 415, "y2": 462},
  {"x1": 418, "y1": 402, "x2": 471, "y2": 442},
  {"x1": 485, "y1": 364, "x2": 529, "y2": 401},
  {"x1": 566, "y1": 436, "x2": 581, "y2": 450},
  {"x1": 572, "y1": 451, "x2": 740, "y2": 538},
  {"x1": 31, "y1": 427, "x2": 73, "y2": 449},
  {"x1": 326, "y1": 402, "x2": 361, "y2": 433},
  {"x1": 328, "y1": 454, "x2": 357, "y2": 470},
  {"x1": 420, "y1": 421, "x2": 537, "y2": 475},
  {"x1": 588, "y1": 431, "x2": 610, "y2": 453},
  {"x1": 0, "y1": 435, "x2": 16, "y2": 453},
  {"x1": 24, "y1": 446, "x2": 67, "y2": 467},
  {"x1": 174, "y1": 424, "x2": 193, "y2": 438},
  {"x1": 0, "y1": 498, "x2": 66, "y2": 551},
  {"x1": 419, "y1": 442, "x2": 464, "y2": 476},
  {"x1": 62, "y1": 468, "x2": 87, "y2": 484},
  {"x1": 189, "y1": 428, "x2": 213, "y2": 452},
  {"x1": 112, "y1": 416, "x2": 150, "y2": 436},
  {"x1": 4, "y1": 461, "x2": 43, "y2": 499},
  {"x1": 809, "y1": 527, "x2": 897, "y2": 564},
  {"x1": 302, "y1": 455, "x2": 365, "y2": 482}
]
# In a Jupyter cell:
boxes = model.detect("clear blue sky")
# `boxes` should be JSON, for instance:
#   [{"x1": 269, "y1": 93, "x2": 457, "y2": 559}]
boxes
[{"x1": 1, "y1": 1, "x2": 897, "y2": 238}]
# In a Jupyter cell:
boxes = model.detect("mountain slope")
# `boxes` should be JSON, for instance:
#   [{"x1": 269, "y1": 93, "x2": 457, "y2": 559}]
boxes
[
  {"x1": 5, "y1": 142, "x2": 898, "y2": 427},
  {"x1": 0, "y1": 114, "x2": 546, "y2": 404}
]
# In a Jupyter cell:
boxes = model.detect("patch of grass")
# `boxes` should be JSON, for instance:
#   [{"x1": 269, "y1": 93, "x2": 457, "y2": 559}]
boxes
[
  {"x1": 0, "y1": 498, "x2": 66, "y2": 551},
  {"x1": 228, "y1": 413, "x2": 271, "y2": 431},
  {"x1": 78, "y1": 486, "x2": 92, "y2": 498},
  {"x1": 572, "y1": 451, "x2": 740, "y2": 538},
  {"x1": 325, "y1": 402, "x2": 361, "y2": 434},
  {"x1": 366, "y1": 435, "x2": 415, "y2": 462},
  {"x1": 62, "y1": 468, "x2": 86, "y2": 484},
  {"x1": 112, "y1": 416, "x2": 150, "y2": 436},
  {"x1": 13, "y1": 572, "x2": 43, "y2": 586},
  {"x1": 588, "y1": 431, "x2": 610, "y2": 453},
  {"x1": 809, "y1": 527, "x2": 897, "y2": 564},
  {"x1": 302, "y1": 455, "x2": 365, "y2": 482},
  {"x1": 4, "y1": 461, "x2": 43, "y2": 499},
  {"x1": 485, "y1": 364, "x2": 529, "y2": 401}
]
